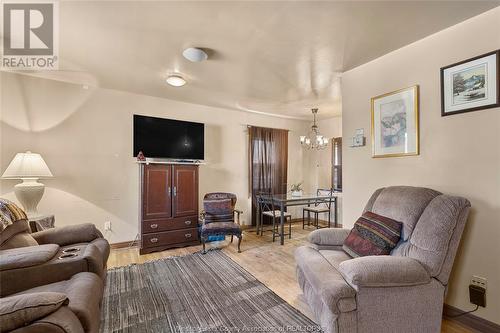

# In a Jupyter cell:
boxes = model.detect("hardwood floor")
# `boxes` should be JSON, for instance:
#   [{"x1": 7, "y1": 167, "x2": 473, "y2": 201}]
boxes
[{"x1": 108, "y1": 222, "x2": 472, "y2": 333}]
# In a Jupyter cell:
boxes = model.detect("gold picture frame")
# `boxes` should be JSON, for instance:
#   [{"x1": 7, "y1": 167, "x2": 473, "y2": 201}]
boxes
[{"x1": 371, "y1": 85, "x2": 419, "y2": 158}]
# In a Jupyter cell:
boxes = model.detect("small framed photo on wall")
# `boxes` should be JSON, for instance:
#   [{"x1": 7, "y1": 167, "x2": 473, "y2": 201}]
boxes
[
  {"x1": 441, "y1": 50, "x2": 499, "y2": 116},
  {"x1": 371, "y1": 85, "x2": 419, "y2": 158}
]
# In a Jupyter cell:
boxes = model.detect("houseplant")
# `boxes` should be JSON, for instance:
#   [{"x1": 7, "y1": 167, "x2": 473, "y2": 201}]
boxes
[{"x1": 291, "y1": 182, "x2": 303, "y2": 197}]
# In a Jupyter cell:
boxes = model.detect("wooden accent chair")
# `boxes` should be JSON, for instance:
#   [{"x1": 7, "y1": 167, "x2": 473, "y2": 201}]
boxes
[{"x1": 200, "y1": 193, "x2": 243, "y2": 253}]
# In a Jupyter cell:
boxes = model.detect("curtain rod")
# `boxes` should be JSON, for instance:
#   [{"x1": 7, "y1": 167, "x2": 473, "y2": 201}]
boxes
[{"x1": 246, "y1": 125, "x2": 290, "y2": 132}]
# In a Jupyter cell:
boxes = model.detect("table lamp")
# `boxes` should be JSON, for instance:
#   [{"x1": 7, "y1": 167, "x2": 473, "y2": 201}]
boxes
[{"x1": 1, "y1": 151, "x2": 53, "y2": 217}]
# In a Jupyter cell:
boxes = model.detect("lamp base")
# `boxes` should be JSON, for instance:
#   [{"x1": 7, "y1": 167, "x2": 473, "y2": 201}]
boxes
[{"x1": 14, "y1": 178, "x2": 45, "y2": 218}]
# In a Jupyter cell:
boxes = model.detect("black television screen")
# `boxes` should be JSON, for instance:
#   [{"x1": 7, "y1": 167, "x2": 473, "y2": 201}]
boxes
[{"x1": 133, "y1": 115, "x2": 204, "y2": 160}]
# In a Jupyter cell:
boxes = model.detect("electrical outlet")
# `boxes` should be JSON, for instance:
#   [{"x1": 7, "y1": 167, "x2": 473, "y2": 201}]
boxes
[
  {"x1": 469, "y1": 285, "x2": 486, "y2": 307},
  {"x1": 104, "y1": 221, "x2": 112, "y2": 231},
  {"x1": 471, "y1": 276, "x2": 487, "y2": 289}
]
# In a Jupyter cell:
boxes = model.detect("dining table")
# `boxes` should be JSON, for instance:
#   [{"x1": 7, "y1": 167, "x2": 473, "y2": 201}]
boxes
[{"x1": 255, "y1": 192, "x2": 340, "y2": 245}]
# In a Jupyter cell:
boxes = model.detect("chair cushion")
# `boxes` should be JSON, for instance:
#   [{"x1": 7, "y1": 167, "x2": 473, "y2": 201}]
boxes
[
  {"x1": 392, "y1": 195, "x2": 471, "y2": 284},
  {"x1": 201, "y1": 222, "x2": 242, "y2": 237},
  {"x1": 0, "y1": 292, "x2": 68, "y2": 332},
  {"x1": 303, "y1": 206, "x2": 330, "y2": 213},
  {"x1": 342, "y1": 211, "x2": 402, "y2": 258},
  {"x1": 364, "y1": 186, "x2": 441, "y2": 241},
  {"x1": 318, "y1": 249, "x2": 352, "y2": 270},
  {"x1": 263, "y1": 210, "x2": 292, "y2": 217}
]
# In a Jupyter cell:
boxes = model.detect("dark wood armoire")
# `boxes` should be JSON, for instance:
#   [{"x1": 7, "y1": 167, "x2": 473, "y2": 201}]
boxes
[{"x1": 139, "y1": 163, "x2": 199, "y2": 254}]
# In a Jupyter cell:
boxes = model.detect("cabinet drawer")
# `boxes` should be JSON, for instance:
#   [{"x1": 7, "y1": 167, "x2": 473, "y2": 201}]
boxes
[
  {"x1": 142, "y1": 215, "x2": 198, "y2": 233},
  {"x1": 142, "y1": 228, "x2": 199, "y2": 248}
]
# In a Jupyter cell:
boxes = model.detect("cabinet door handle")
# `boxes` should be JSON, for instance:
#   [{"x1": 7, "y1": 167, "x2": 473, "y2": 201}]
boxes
[
  {"x1": 173, "y1": 186, "x2": 177, "y2": 196},
  {"x1": 184, "y1": 233, "x2": 192, "y2": 238},
  {"x1": 150, "y1": 237, "x2": 158, "y2": 243},
  {"x1": 184, "y1": 220, "x2": 192, "y2": 225},
  {"x1": 168, "y1": 187, "x2": 171, "y2": 196},
  {"x1": 150, "y1": 223, "x2": 158, "y2": 229}
]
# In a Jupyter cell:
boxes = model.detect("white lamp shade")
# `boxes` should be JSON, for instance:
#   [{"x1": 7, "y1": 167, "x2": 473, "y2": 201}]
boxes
[{"x1": 1, "y1": 151, "x2": 53, "y2": 179}]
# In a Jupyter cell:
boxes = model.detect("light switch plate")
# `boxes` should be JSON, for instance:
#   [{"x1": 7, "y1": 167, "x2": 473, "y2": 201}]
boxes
[{"x1": 104, "y1": 221, "x2": 112, "y2": 231}]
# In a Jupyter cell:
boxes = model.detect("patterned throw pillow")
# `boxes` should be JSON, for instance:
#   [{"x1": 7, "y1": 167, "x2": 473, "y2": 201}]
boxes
[
  {"x1": 0, "y1": 199, "x2": 28, "y2": 232},
  {"x1": 343, "y1": 211, "x2": 402, "y2": 258}
]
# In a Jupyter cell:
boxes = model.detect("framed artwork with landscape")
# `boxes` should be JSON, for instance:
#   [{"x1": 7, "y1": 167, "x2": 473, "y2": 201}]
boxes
[
  {"x1": 371, "y1": 85, "x2": 419, "y2": 158},
  {"x1": 441, "y1": 50, "x2": 499, "y2": 116}
]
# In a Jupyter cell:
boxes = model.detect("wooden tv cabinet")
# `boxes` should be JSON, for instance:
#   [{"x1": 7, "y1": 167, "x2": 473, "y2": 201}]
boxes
[{"x1": 139, "y1": 163, "x2": 199, "y2": 254}]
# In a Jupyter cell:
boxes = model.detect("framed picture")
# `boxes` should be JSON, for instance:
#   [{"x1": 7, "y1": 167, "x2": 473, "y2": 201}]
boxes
[
  {"x1": 441, "y1": 50, "x2": 499, "y2": 116},
  {"x1": 371, "y1": 85, "x2": 419, "y2": 158}
]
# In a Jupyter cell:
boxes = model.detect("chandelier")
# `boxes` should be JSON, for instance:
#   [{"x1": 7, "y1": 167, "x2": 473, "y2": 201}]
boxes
[{"x1": 300, "y1": 108, "x2": 328, "y2": 150}]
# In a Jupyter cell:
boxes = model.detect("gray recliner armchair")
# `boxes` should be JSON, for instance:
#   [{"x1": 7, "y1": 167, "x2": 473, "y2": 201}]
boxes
[{"x1": 295, "y1": 186, "x2": 471, "y2": 333}]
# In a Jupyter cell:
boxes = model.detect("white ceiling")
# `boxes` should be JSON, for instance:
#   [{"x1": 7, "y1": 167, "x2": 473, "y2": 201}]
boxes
[{"x1": 6, "y1": 1, "x2": 500, "y2": 119}]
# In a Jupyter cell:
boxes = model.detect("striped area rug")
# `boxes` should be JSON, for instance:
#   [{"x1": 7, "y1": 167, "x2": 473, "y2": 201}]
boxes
[{"x1": 100, "y1": 250, "x2": 321, "y2": 332}]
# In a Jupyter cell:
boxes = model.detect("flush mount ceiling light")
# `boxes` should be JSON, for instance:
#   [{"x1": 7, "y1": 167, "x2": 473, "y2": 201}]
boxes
[
  {"x1": 182, "y1": 47, "x2": 208, "y2": 62},
  {"x1": 166, "y1": 75, "x2": 186, "y2": 87}
]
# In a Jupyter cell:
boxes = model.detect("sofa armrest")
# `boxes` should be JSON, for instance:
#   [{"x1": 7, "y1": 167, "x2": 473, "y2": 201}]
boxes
[
  {"x1": 339, "y1": 256, "x2": 431, "y2": 288},
  {"x1": 32, "y1": 224, "x2": 103, "y2": 246},
  {"x1": 0, "y1": 244, "x2": 105, "y2": 297},
  {"x1": 0, "y1": 244, "x2": 59, "y2": 271},
  {"x1": 82, "y1": 243, "x2": 105, "y2": 278},
  {"x1": 307, "y1": 228, "x2": 351, "y2": 246}
]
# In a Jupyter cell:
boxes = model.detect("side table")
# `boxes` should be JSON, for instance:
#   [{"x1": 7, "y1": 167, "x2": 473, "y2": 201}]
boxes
[{"x1": 28, "y1": 214, "x2": 55, "y2": 233}]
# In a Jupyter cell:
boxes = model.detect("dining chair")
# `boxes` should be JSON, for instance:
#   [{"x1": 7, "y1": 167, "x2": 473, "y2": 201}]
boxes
[
  {"x1": 303, "y1": 188, "x2": 334, "y2": 229},
  {"x1": 258, "y1": 190, "x2": 292, "y2": 241}
]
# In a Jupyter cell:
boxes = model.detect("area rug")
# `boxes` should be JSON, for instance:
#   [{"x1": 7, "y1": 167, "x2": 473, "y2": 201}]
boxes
[{"x1": 100, "y1": 250, "x2": 321, "y2": 333}]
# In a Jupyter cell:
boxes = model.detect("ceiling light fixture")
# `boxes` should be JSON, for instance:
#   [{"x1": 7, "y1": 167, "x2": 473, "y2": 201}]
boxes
[
  {"x1": 300, "y1": 108, "x2": 328, "y2": 150},
  {"x1": 182, "y1": 47, "x2": 208, "y2": 62},
  {"x1": 166, "y1": 75, "x2": 186, "y2": 87}
]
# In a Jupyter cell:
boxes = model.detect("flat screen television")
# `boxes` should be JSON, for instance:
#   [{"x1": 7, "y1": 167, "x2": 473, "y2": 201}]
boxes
[{"x1": 133, "y1": 115, "x2": 204, "y2": 160}]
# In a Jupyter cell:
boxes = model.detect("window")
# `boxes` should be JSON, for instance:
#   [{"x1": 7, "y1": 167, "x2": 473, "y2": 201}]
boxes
[{"x1": 332, "y1": 137, "x2": 342, "y2": 191}]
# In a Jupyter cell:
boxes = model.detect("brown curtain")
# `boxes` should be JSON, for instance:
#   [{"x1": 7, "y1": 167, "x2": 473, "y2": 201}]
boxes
[{"x1": 249, "y1": 126, "x2": 288, "y2": 225}]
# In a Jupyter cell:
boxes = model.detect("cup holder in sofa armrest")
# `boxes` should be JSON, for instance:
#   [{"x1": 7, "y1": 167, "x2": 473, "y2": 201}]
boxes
[
  {"x1": 62, "y1": 247, "x2": 81, "y2": 254},
  {"x1": 58, "y1": 253, "x2": 78, "y2": 259}
]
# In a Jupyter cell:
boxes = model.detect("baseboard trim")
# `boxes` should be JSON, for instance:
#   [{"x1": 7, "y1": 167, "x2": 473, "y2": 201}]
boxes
[
  {"x1": 111, "y1": 219, "x2": 343, "y2": 249},
  {"x1": 110, "y1": 240, "x2": 139, "y2": 249},
  {"x1": 443, "y1": 304, "x2": 500, "y2": 333}
]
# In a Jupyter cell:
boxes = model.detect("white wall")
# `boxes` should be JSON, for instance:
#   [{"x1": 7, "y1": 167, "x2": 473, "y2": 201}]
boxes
[
  {"x1": 311, "y1": 116, "x2": 342, "y2": 190},
  {"x1": 342, "y1": 8, "x2": 500, "y2": 324},
  {"x1": 0, "y1": 72, "x2": 315, "y2": 243}
]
